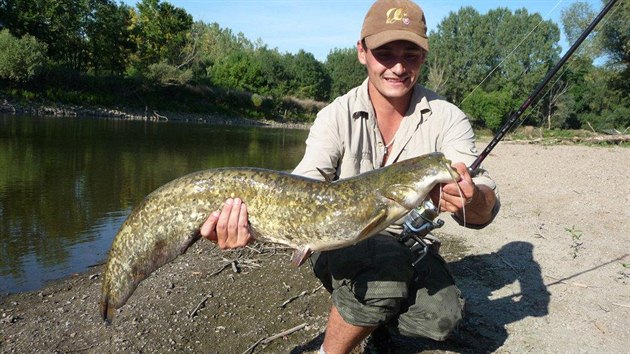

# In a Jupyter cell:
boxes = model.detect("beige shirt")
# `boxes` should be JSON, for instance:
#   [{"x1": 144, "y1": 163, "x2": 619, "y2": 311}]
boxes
[{"x1": 293, "y1": 79, "x2": 497, "y2": 195}]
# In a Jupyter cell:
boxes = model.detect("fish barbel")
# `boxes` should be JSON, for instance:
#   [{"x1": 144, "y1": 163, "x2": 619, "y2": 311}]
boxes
[{"x1": 100, "y1": 152, "x2": 459, "y2": 322}]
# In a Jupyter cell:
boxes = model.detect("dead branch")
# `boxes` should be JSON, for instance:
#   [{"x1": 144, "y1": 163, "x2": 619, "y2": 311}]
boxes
[
  {"x1": 152, "y1": 111, "x2": 168, "y2": 121},
  {"x1": 189, "y1": 293, "x2": 212, "y2": 319},
  {"x1": 311, "y1": 284, "x2": 324, "y2": 294},
  {"x1": 279, "y1": 291, "x2": 308, "y2": 308},
  {"x1": 242, "y1": 323, "x2": 308, "y2": 354},
  {"x1": 208, "y1": 262, "x2": 232, "y2": 277}
]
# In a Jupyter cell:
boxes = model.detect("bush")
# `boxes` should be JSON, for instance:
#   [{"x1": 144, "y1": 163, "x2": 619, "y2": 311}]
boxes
[
  {"x1": 0, "y1": 29, "x2": 48, "y2": 82},
  {"x1": 145, "y1": 62, "x2": 193, "y2": 85},
  {"x1": 461, "y1": 89, "x2": 517, "y2": 131}
]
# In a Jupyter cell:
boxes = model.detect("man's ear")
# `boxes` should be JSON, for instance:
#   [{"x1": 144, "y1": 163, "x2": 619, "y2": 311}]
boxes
[{"x1": 357, "y1": 40, "x2": 367, "y2": 65}]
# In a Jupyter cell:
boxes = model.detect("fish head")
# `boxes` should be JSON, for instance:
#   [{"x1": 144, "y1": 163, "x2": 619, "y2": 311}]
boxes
[{"x1": 380, "y1": 152, "x2": 460, "y2": 210}]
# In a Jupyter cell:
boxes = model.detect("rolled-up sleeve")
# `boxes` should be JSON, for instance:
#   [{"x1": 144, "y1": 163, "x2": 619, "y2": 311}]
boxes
[{"x1": 292, "y1": 107, "x2": 343, "y2": 181}]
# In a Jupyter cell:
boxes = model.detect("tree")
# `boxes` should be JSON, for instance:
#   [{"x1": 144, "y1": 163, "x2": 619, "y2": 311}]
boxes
[
  {"x1": 286, "y1": 50, "x2": 330, "y2": 101},
  {"x1": 85, "y1": 0, "x2": 134, "y2": 75},
  {"x1": 561, "y1": 1, "x2": 600, "y2": 60},
  {"x1": 429, "y1": 7, "x2": 560, "y2": 130},
  {"x1": 255, "y1": 47, "x2": 290, "y2": 97},
  {"x1": 428, "y1": 7, "x2": 487, "y2": 104},
  {"x1": 209, "y1": 49, "x2": 263, "y2": 93},
  {"x1": 0, "y1": 29, "x2": 48, "y2": 81},
  {"x1": 599, "y1": 0, "x2": 630, "y2": 69},
  {"x1": 325, "y1": 47, "x2": 366, "y2": 98},
  {"x1": 178, "y1": 22, "x2": 255, "y2": 82},
  {"x1": 129, "y1": 0, "x2": 193, "y2": 70},
  {"x1": 0, "y1": 0, "x2": 90, "y2": 71},
  {"x1": 599, "y1": 0, "x2": 629, "y2": 99},
  {"x1": 557, "y1": 0, "x2": 629, "y2": 131}
]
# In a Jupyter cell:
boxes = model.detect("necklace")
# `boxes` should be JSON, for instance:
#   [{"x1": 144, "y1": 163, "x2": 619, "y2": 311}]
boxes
[{"x1": 383, "y1": 136, "x2": 395, "y2": 155}]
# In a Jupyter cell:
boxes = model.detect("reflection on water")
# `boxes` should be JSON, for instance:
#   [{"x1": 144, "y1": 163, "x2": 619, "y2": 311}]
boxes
[{"x1": 0, "y1": 115, "x2": 308, "y2": 293}]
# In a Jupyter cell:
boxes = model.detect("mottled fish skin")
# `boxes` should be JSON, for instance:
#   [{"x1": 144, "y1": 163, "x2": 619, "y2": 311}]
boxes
[{"x1": 100, "y1": 152, "x2": 458, "y2": 322}]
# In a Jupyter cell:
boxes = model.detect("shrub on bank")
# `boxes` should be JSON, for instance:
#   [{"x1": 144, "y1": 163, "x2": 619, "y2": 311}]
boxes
[{"x1": 0, "y1": 29, "x2": 48, "y2": 82}]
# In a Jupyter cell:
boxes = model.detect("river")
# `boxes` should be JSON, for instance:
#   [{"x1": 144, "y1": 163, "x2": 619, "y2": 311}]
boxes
[{"x1": 0, "y1": 115, "x2": 309, "y2": 294}]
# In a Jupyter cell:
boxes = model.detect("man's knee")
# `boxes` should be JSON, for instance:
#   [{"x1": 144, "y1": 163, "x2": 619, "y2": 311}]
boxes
[
  {"x1": 396, "y1": 303, "x2": 463, "y2": 341},
  {"x1": 333, "y1": 287, "x2": 404, "y2": 327},
  {"x1": 396, "y1": 251, "x2": 465, "y2": 341}
]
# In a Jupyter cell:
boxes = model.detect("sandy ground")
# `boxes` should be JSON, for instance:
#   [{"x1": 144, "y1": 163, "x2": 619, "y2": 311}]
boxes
[{"x1": 1, "y1": 141, "x2": 629, "y2": 353}]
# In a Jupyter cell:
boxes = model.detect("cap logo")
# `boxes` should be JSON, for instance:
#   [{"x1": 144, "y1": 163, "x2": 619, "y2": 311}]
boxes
[{"x1": 386, "y1": 7, "x2": 409, "y2": 25}]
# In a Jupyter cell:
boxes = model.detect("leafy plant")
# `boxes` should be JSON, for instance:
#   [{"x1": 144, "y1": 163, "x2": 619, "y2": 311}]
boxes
[{"x1": 565, "y1": 225, "x2": 583, "y2": 259}]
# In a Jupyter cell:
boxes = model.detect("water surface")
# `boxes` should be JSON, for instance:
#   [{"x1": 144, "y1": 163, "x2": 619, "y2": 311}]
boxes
[{"x1": 0, "y1": 115, "x2": 308, "y2": 293}]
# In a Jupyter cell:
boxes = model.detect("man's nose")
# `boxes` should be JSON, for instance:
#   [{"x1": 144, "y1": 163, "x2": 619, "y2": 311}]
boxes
[{"x1": 390, "y1": 61, "x2": 406, "y2": 74}]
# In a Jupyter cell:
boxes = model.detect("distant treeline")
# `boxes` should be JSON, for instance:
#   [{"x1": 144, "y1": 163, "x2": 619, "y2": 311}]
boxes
[{"x1": 0, "y1": 0, "x2": 628, "y2": 130}]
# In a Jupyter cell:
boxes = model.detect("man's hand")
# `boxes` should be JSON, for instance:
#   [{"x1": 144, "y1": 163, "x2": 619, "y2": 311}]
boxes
[
  {"x1": 430, "y1": 163, "x2": 476, "y2": 213},
  {"x1": 200, "y1": 198, "x2": 253, "y2": 249},
  {"x1": 430, "y1": 162, "x2": 496, "y2": 226}
]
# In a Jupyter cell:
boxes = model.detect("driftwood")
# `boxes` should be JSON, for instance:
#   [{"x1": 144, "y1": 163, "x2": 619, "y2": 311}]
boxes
[
  {"x1": 242, "y1": 323, "x2": 308, "y2": 354},
  {"x1": 570, "y1": 134, "x2": 630, "y2": 144}
]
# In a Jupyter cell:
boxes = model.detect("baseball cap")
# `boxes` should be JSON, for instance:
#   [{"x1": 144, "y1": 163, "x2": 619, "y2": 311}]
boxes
[{"x1": 361, "y1": 0, "x2": 429, "y2": 52}]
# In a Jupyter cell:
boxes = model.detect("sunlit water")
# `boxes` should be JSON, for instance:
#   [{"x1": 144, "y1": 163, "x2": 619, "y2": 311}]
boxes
[{"x1": 0, "y1": 115, "x2": 308, "y2": 293}]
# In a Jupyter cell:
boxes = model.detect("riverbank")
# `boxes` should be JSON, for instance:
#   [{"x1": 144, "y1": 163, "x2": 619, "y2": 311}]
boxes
[
  {"x1": 1, "y1": 143, "x2": 628, "y2": 353},
  {"x1": 0, "y1": 95, "x2": 314, "y2": 130}
]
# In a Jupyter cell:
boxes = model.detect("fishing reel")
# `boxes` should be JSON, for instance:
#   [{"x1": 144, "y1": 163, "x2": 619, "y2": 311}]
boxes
[{"x1": 399, "y1": 199, "x2": 444, "y2": 266}]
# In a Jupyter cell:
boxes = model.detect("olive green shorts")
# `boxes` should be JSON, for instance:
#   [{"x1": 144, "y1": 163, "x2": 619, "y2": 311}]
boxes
[{"x1": 310, "y1": 234, "x2": 464, "y2": 341}]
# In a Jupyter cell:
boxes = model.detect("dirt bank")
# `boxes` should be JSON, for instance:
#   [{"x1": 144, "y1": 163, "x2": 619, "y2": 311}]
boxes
[
  {"x1": 0, "y1": 95, "x2": 313, "y2": 130},
  {"x1": 1, "y1": 142, "x2": 629, "y2": 353}
]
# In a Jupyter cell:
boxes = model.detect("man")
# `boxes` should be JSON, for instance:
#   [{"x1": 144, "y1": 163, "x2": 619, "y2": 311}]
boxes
[{"x1": 201, "y1": 0, "x2": 499, "y2": 353}]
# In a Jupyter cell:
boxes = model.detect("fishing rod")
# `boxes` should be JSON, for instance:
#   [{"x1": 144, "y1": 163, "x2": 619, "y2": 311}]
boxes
[
  {"x1": 469, "y1": 0, "x2": 620, "y2": 174},
  {"x1": 400, "y1": 0, "x2": 620, "y2": 253}
]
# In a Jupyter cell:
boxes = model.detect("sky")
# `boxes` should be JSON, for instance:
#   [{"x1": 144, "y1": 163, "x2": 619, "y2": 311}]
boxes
[{"x1": 127, "y1": 0, "x2": 606, "y2": 61}]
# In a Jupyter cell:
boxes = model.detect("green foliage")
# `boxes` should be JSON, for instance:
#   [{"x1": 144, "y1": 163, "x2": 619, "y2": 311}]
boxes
[
  {"x1": 3, "y1": 0, "x2": 91, "y2": 70},
  {"x1": 0, "y1": 29, "x2": 48, "y2": 82},
  {"x1": 286, "y1": 50, "x2": 331, "y2": 101},
  {"x1": 1, "y1": 0, "x2": 626, "y2": 126},
  {"x1": 565, "y1": 225, "x2": 584, "y2": 259},
  {"x1": 599, "y1": 0, "x2": 630, "y2": 68},
  {"x1": 556, "y1": 1, "x2": 630, "y2": 131},
  {"x1": 130, "y1": 0, "x2": 193, "y2": 70},
  {"x1": 461, "y1": 88, "x2": 516, "y2": 131},
  {"x1": 85, "y1": 0, "x2": 135, "y2": 75},
  {"x1": 145, "y1": 62, "x2": 193, "y2": 85},
  {"x1": 209, "y1": 50, "x2": 264, "y2": 94},
  {"x1": 190, "y1": 21, "x2": 253, "y2": 74},
  {"x1": 561, "y1": 1, "x2": 600, "y2": 60},
  {"x1": 429, "y1": 7, "x2": 560, "y2": 113},
  {"x1": 325, "y1": 47, "x2": 366, "y2": 98}
]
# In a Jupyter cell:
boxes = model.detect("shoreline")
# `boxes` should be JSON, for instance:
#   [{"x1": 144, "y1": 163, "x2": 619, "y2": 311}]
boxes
[{"x1": 0, "y1": 96, "x2": 313, "y2": 130}]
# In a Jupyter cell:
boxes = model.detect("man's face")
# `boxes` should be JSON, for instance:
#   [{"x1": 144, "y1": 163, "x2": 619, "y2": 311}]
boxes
[{"x1": 358, "y1": 40, "x2": 425, "y2": 102}]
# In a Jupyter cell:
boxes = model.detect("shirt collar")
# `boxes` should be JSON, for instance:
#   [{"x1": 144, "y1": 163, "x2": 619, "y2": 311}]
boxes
[{"x1": 351, "y1": 78, "x2": 433, "y2": 121}]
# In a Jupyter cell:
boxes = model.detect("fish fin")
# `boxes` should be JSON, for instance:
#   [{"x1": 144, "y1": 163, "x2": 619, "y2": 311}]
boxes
[
  {"x1": 357, "y1": 209, "x2": 388, "y2": 239},
  {"x1": 100, "y1": 297, "x2": 116, "y2": 324},
  {"x1": 316, "y1": 167, "x2": 333, "y2": 182},
  {"x1": 291, "y1": 247, "x2": 313, "y2": 267},
  {"x1": 381, "y1": 184, "x2": 417, "y2": 208}
]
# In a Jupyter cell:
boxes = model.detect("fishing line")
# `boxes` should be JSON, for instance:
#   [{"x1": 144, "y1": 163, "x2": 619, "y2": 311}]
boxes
[
  {"x1": 460, "y1": 0, "x2": 567, "y2": 106},
  {"x1": 468, "y1": 0, "x2": 620, "y2": 173},
  {"x1": 514, "y1": 1, "x2": 620, "y2": 133}
]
